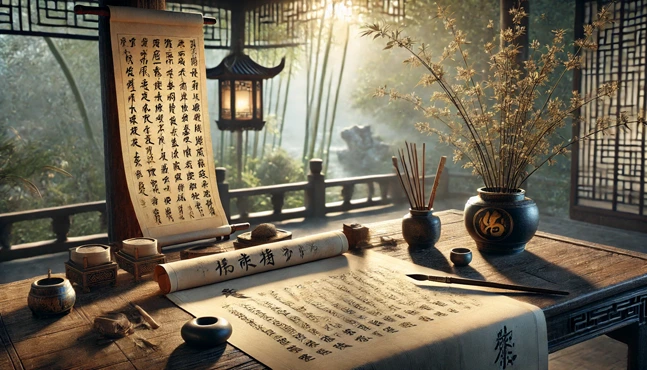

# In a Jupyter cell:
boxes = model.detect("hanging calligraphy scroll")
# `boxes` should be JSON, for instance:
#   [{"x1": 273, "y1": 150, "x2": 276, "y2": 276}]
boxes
[
  {"x1": 109, "y1": 6, "x2": 230, "y2": 246},
  {"x1": 167, "y1": 250, "x2": 548, "y2": 370}
]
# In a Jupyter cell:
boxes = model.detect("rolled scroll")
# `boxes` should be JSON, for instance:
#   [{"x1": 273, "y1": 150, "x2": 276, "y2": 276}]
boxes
[{"x1": 155, "y1": 231, "x2": 348, "y2": 294}]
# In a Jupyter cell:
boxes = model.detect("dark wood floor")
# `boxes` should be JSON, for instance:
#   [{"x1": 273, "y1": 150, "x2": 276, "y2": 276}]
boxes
[
  {"x1": 1, "y1": 200, "x2": 645, "y2": 369},
  {"x1": 549, "y1": 336, "x2": 626, "y2": 370}
]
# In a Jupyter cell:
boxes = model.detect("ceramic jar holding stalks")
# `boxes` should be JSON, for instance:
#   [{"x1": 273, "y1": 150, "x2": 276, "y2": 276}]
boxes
[{"x1": 393, "y1": 143, "x2": 445, "y2": 248}]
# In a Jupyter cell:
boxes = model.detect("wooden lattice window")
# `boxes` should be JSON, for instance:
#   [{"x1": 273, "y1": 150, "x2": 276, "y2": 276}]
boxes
[{"x1": 571, "y1": 0, "x2": 647, "y2": 231}]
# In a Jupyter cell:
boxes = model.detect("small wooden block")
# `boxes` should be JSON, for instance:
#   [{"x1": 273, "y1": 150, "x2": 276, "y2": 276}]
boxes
[
  {"x1": 343, "y1": 223, "x2": 370, "y2": 249},
  {"x1": 65, "y1": 260, "x2": 118, "y2": 293},
  {"x1": 115, "y1": 250, "x2": 166, "y2": 282}
]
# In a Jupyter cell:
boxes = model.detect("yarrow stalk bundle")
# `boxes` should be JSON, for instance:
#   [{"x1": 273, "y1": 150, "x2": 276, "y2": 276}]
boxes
[{"x1": 362, "y1": 2, "x2": 645, "y2": 192}]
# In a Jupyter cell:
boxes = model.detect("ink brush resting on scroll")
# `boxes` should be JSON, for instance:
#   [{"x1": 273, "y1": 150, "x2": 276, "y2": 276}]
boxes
[{"x1": 406, "y1": 274, "x2": 569, "y2": 296}]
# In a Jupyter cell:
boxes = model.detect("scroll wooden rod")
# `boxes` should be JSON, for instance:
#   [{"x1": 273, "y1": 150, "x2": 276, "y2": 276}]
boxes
[{"x1": 73, "y1": 5, "x2": 217, "y2": 25}]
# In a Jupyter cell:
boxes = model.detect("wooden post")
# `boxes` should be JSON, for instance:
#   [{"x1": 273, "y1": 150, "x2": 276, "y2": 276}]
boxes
[
  {"x1": 341, "y1": 185, "x2": 354, "y2": 210},
  {"x1": 52, "y1": 215, "x2": 71, "y2": 243},
  {"x1": 216, "y1": 167, "x2": 230, "y2": 221},
  {"x1": 236, "y1": 130, "x2": 243, "y2": 183},
  {"x1": 570, "y1": 0, "x2": 585, "y2": 220},
  {"x1": 271, "y1": 193, "x2": 285, "y2": 215},
  {"x1": 0, "y1": 222, "x2": 11, "y2": 251},
  {"x1": 98, "y1": 0, "x2": 165, "y2": 244},
  {"x1": 306, "y1": 159, "x2": 326, "y2": 218},
  {"x1": 230, "y1": 1, "x2": 245, "y2": 55}
]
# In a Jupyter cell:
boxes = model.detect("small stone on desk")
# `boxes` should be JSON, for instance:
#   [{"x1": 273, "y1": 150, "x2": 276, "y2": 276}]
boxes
[
  {"x1": 380, "y1": 236, "x2": 397, "y2": 246},
  {"x1": 93, "y1": 313, "x2": 133, "y2": 338}
]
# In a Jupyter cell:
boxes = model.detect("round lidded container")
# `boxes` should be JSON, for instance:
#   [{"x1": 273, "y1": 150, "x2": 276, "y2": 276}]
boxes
[
  {"x1": 28, "y1": 270, "x2": 76, "y2": 317},
  {"x1": 122, "y1": 237, "x2": 158, "y2": 258},
  {"x1": 70, "y1": 244, "x2": 111, "y2": 267}
]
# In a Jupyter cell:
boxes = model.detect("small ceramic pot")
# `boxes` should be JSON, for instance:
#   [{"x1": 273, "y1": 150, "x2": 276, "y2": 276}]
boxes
[
  {"x1": 450, "y1": 248, "x2": 473, "y2": 266},
  {"x1": 28, "y1": 273, "x2": 76, "y2": 317},
  {"x1": 181, "y1": 316, "x2": 233, "y2": 348},
  {"x1": 402, "y1": 209, "x2": 441, "y2": 248}
]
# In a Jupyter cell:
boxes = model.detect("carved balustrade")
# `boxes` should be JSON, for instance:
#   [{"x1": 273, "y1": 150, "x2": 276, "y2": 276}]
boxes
[{"x1": 0, "y1": 159, "x2": 452, "y2": 261}]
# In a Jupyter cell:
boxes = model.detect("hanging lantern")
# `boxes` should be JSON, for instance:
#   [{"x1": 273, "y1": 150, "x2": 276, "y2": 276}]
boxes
[{"x1": 207, "y1": 53, "x2": 284, "y2": 131}]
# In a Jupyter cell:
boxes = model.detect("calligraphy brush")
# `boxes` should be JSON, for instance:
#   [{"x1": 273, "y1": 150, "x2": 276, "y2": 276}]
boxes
[
  {"x1": 406, "y1": 273, "x2": 569, "y2": 296},
  {"x1": 427, "y1": 156, "x2": 446, "y2": 209}
]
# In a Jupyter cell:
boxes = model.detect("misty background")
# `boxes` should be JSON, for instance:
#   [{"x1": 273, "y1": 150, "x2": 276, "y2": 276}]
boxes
[{"x1": 0, "y1": 0, "x2": 576, "y2": 244}]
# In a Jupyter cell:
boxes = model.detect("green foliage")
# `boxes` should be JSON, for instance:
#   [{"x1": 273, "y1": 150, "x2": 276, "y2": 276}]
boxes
[
  {"x1": 218, "y1": 147, "x2": 305, "y2": 214},
  {"x1": 0, "y1": 35, "x2": 105, "y2": 242},
  {"x1": 0, "y1": 36, "x2": 105, "y2": 208},
  {"x1": 0, "y1": 127, "x2": 54, "y2": 209},
  {"x1": 256, "y1": 149, "x2": 305, "y2": 187}
]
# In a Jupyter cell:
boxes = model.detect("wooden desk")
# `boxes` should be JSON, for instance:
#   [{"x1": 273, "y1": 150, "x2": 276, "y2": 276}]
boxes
[{"x1": 1, "y1": 210, "x2": 646, "y2": 369}]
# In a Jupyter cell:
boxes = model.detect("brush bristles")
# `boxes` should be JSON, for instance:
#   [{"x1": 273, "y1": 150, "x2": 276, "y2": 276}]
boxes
[{"x1": 406, "y1": 274, "x2": 428, "y2": 281}]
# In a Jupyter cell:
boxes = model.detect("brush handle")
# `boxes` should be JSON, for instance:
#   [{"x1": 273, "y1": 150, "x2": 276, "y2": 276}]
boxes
[
  {"x1": 426, "y1": 275, "x2": 568, "y2": 295},
  {"x1": 428, "y1": 156, "x2": 446, "y2": 209}
]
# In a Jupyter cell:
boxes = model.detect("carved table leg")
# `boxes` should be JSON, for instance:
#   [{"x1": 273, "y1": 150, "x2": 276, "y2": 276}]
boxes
[
  {"x1": 627, "y1": 323, "x2": 646, "y2": 370},
  {"x1": 609, "y1": 322, "x2": 647, "y2": 370}
]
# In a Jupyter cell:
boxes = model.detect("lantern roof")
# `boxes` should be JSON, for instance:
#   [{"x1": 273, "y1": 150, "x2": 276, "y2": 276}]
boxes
[{"x1": 206, "y1": 53, "x2": 285, "y2": 80}]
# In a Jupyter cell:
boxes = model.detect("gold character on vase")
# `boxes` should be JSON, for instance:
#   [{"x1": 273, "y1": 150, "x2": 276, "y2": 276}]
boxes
[{"x1": 479, "y1": 210, "x2": 506, "y2": 237}]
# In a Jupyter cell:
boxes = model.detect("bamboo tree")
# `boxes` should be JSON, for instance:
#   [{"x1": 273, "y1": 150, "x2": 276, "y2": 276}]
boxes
[
  {"x1": 261, "y1": 53, "x2": 279, "y2": 159},
  {"x1": 252, "y1": 131, "x2": 259, "y2": 159},
  {"x1": 44, "y1": 37, "x2": 100, "y2": 154},
  {"x1": 308, "y1": 13, "x2": 335, "y2": 161},
  {"x1": 266, "y1": 61, "x2": 285, "y2": 156},
  {"x1": 302, "y1": 6, "x2": 327, "y2": 164},
  {"x1": 253, "y1": 50, "x2": 269, "y2": 160},
  {"x1": 244, "y1": 131, "x2": 249, "y2": 172},
  {"x1": 324, "y1": 23, "x2": 350, "y2": 174},
  {"x1": 318, "y1": 69, "x2": 334, "y2": 159},
  {"x1": 277, "y1": 60, "x2": 293, "y2": 149},
  {"x1": 220, "y1": 131, "x2": 225, "y2": 164},
  {"x1": 301, "y1": 26, "x2": 313, "y2": 164}
]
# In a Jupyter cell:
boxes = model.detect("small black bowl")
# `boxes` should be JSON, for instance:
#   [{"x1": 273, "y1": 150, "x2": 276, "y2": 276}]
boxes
[
  {"x1": 450, "y1": 248, "x2": 473, "y2": 266},
  {"x1": 181, "y1": 316, "x2": 232, "y2": 348}
]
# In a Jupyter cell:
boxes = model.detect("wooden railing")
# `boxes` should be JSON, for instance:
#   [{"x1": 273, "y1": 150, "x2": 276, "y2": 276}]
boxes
[
  {"x1": 0, "y1": 159, "x2": 448, "y2": 262},
  {"x1": 0, "y1": 201, "x2": 109, "y2": 261}
]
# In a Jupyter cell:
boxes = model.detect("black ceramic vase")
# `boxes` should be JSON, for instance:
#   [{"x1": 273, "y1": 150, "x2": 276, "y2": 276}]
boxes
[
  {"x1": 464, "y1": 188, "x2": 538, "y2": 254},
  {"x1": 402, "y1": 209, "x2": 441, "y2": 248}
]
